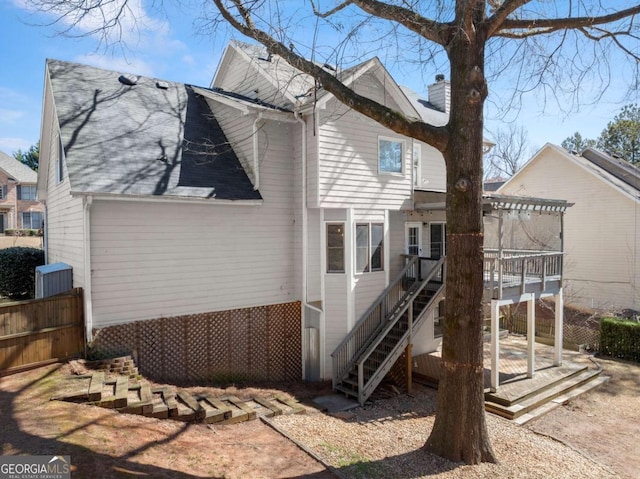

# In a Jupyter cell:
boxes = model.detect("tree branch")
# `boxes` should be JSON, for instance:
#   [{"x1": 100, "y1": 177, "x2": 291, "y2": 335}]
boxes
[
  {"x1": 350, "y1": 0, "x2": 450, "y2": 47},
  {"x1": 485, "y1": 0, "x2": 532, "y2": 38},
  {"x1": 497, "y1": 5, "x2": 640, "y2": 35},
  {"x1": 309, "y1": 0, "x2": 353, "y2": 18},
  {"x1": 212, "y1": 0, "x2": 449, "y2": 151}
]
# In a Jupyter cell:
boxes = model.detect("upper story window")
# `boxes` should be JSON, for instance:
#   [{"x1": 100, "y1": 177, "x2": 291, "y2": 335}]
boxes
[
  {"x1": 17, "y1": 185, "x2": 36, "y2": 201},
  {"x1": 56, "y1": 135, "x2": 65, "y2": 184},
  {"x1": 356, "y1": 223, "x2": 384, "y2": 273},
  {"x1": 0, "y1": 185, "x2": 6, "y2": 200},
  {"x1": 378, "y1": 137, "x2": 403, "y2": 174},
  {"x1": 327, "y1": 223, "x2": 345, "y2": 273}
]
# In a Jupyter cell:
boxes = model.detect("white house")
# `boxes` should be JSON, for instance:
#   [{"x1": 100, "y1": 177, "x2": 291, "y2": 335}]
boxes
[
  {"x1": 499, "y1": 144, "x2": 640, "y2": 313},
  {"x1": 38, "y1": 42, "x2": 570, "y2": 404}
]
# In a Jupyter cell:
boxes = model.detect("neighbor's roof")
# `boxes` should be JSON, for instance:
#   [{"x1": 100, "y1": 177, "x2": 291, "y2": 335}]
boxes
[
  {"x1": 399, "y1": 86, "x2": 448, "y2": 127},
  {"x1": 580, "y1": 147, "x2": 640, "y2": 193},
  {"x1": 0, "y1": 150, "x2": 37, "y2": 183},
  {"x1": 47, "y1": 59, "x2": 263, "y2": 201}
]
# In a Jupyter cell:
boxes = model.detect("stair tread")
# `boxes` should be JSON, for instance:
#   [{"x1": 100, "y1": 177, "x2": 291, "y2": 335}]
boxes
[{"x1": 485, "y1": 369, "x2": 602, "y2": 418}]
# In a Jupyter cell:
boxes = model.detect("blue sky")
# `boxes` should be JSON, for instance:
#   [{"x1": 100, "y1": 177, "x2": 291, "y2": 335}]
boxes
[{"x1": 0, "y1": 1, "x2": 636, "y2": 157}]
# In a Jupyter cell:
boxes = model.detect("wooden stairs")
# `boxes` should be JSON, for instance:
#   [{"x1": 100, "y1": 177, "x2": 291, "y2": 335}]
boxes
[
  {"x1": 484, "y1": 364, "x2": 608, "y2": 425},
  {"x1": 51, "y1": 372, "x2": 305, "y2": 425}
]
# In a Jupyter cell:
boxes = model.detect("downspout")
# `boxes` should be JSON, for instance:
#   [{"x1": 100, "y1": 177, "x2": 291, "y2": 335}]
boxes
[
  {"x1": 252, "y1": 114, "x2": 262, "y2": 190},
  {"x1": 83, "y1": 195, "x2": 93, "y2": 342},
  {"x1": 43, "y1": 202, "x2": 48, "y2": 264},
  {"x1": 296, "y1": 111, "x2": 323, "y2": 380}
]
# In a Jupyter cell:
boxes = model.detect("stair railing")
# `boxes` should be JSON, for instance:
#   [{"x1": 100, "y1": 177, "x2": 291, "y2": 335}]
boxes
[
  {"x1": 355, "y1": 257, "x2": 445, "y2": 404},
  {"x1": 331, "y1": 255, "x2": 422, "y2": 388}
]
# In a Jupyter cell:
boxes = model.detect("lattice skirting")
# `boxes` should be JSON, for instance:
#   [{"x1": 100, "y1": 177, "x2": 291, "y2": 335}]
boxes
[{"x1": 89, "y1": 302, "x2": 302, "y2": 383}]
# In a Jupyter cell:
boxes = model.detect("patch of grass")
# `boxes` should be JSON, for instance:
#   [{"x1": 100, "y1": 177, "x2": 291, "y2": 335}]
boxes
[{"x1": 318, "y1": 441, "x2": 382, "y2": 477}]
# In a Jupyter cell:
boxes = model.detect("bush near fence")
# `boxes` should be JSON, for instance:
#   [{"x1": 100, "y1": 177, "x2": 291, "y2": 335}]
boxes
[{"x1": 600, "y1": 317, "x2": 640, "y2": 362}]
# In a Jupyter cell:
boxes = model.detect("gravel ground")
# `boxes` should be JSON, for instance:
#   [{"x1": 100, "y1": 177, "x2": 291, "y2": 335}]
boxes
[{"x1": 272, "y1": 384, "x2": 617, "y2": 479}]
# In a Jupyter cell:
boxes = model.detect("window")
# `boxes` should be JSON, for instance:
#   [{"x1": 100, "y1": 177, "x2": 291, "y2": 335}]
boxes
[
  {"x1": 17, "y1": 185, "x2": 36, "y2": 200},
  {"x1": 378, "y1": 138, "x2": 403, "y2": 173},
  {"x1": 413, "y1": 143, "x2": 421, "y2": 187},
  {"x1": 56, "y1": 135, "x2": 65, "y2": 183},
  {"x1": 327, "y1": 223, "x2": 345, "y2": 273},
  {"x1": 21, "y1": 211, "x2": 43, "y2": 229},
  {"x1": 0, "y1": 185, "x2": 6, "y2": 200},
  {"x1": 355, "y1": 223, "x2": 384, "y2": 273},
  {"x1": 429, "y1": 223, "x2": 446, "y2": 259}
]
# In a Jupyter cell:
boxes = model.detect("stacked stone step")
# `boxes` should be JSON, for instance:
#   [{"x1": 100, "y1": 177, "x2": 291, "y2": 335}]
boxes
[{"x1": 85, "y1": 355, "x2": 140, "y2": 379}]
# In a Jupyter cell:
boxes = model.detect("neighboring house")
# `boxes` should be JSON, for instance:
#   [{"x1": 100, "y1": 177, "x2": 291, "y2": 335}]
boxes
[
  {"x1": 0, "y1": 150, "x2": 43, "y2": 233},
  {"x1": 499, "y1": 144, "x2": 640, "y2": 312},
  {"x1": 38, "y1": 42, "x2": 569, "y2": 402}
]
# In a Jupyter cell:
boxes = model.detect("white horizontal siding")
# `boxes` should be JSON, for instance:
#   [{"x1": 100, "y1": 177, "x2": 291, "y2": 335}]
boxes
[
  {"x1": 317, "y1": 99, "x2": 413, "y2": 210},
  {"x1": 501, "y1": 147, "x2": 640, "y2": 311},
  {"x1": 89, "y1": 120, "x2": 298, "y2": 328},
  {"x1": 323, "y1": 273, "x2": 348, "y2": 377},
  {"x1": 417, "y1": 142, "x2": 446, "y2": 192},
  {"x1": 41, "y1": 79, "x2": 85, "y2": 288}
]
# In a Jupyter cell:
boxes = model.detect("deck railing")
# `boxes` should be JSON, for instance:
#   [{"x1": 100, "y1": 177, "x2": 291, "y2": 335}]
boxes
[
  {"x1": 331, "y1": 255, "x2": 438, "y2": 388},
  {"x1": 484, "y1": 249, "x2": 563, "y2": 298}
]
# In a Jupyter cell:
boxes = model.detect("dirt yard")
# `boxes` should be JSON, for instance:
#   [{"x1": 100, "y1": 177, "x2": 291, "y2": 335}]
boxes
[
  {"x1": 0, "y1": 365, "x2": 335, "y2": 478},
  {"x1": 1, "y1": 354, "x2": 637, "y2": 478},
  {"x1": 0, "y1": 235, "x2": 43, "y2": 250},
  {"x1": 527, "y1": 355, "x2": 640, "y2": 479}
]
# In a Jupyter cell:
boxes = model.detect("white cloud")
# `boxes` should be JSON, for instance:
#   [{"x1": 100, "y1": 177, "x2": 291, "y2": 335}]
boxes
[
  {"x1": 14, "y1": 0, "x2": 169, "y2": 47},
  {"x1": 182, "y1": 54, "x2": 195, "y2": 66},
  {"x1": 0, "y1": 137, "x2": 31, "y2": 154}
]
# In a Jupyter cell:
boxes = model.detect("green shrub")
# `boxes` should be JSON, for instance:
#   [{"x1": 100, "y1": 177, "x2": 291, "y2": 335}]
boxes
[
  {"x1": 0, "y1": 247, "x2": 45, "y2": 299},
  {"x1": 2, "y1": 229, "x2": 41, "y2": 237},
  {"x1": 600, "y1": 317, "x2": 640, "y2": 362}
]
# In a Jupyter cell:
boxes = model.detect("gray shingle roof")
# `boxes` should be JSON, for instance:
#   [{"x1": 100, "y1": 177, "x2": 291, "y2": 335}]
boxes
[
  {"x1": 48, "y1": 59, "x2": 261, "y2": 201},
  {"x1": 581, "y1": 147, "x2": 640, "y2": 192},
  {"x1": 399, "y1": 86, "x2": 448, "y2": 126},
  {"x1": 0, "y1": 150, "x2": 37, "y2": 183}
]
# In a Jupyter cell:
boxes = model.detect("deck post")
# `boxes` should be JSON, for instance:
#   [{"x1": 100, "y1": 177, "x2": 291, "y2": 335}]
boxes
[
  {"x1": 490, "y1": 299, "x2": 500, "y2": 392},
  {"x1": 406, "y1": 343, "x2": 413, "y2": 394},
  {"x1": 554, "y1": 289, "x2": 564, "y2": 366},
  {"x1": 527, "y1": 293, "x2": 535, "y2": 378}
]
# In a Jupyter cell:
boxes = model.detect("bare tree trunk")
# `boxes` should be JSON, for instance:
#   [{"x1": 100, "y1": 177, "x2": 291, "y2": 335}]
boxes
[{"x1": 425, "y1": 20, "x2": 497, "y2": 464}]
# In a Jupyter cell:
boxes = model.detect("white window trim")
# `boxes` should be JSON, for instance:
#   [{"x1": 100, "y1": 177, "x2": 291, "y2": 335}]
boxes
[
  {"x1": 354, "y1": 222, "x2": 385, "y2": 275},
  {"x1": 326, "y1": 222, "x2": 346, "y2": 274},
  {"x1": 405, "y1": 222, "x2": 423, "y2": 256},
  {"x1": 378, "y1": 136, "x2": 405, "y2": 175}
]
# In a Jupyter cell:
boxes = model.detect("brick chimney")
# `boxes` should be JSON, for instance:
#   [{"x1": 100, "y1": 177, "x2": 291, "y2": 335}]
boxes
[{"x1": 428, "y1": 74, "x2": 450, "y2": 114}]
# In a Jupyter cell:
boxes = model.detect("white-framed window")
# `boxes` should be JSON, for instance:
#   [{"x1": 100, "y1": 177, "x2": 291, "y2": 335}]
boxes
[
  {"x1": 428, "y1": 222, "x2": 446, "y2": 259},
  {"x1": 56, "y1": 134, "x2": 65, "y2": 184},
  {"x1": 327, "y1": 223, "x2": 345, "y2": 273},
  {"x1": 17, "y1": 185, "x2": 36, "y2": 200},
  {"x1": 413, "y1": 143, "x2": 421, "y2": 187},
  {"x1": 355, "y1": 223, "x2": 384, "y2": 273},
  {"x1": 0, "y1": 184, "x2": 6, "y2": 200},
  {"x1": 378, "y1": 137, "x2": 404, "y2": 174},
  {"x1": 21, "y1": 211, "x2": 43, "y2": 229}
]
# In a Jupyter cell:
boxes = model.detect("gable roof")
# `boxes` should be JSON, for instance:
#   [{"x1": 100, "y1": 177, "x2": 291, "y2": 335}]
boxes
[
  {"x1": 220, "y1": 41, "x2": 419, "y2": 118},
  {"x1": 500, "y1": 143, "x2": 640, "y2": 202},
  {"x1": 399, "y1": 86, "x2": 448, "y2": 126},
  {"x1": 0, "y1": 150, "x2": 37, "y2": 183},
  {"x1": 47, "y1": 59, "x2": 262, "y2": 201}
]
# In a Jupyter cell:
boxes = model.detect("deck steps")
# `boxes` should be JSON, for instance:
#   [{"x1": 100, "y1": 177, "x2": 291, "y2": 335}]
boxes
[
  {"x1": 484, "y1": 368, "x2": 606, "y2": 423},
  {"x1": 52, "y1": 373, "x2": 306, "y2": 425}
]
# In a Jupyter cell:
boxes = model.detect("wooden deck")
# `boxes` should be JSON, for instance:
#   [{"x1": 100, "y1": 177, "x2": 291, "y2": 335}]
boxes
[{"x1": 413, "y1": 335, "x2": 605, "y2": 423}]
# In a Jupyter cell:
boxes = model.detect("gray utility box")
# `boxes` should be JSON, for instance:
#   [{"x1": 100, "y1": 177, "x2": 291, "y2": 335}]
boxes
[{"x1": 35, "y1": 262, "x2": 73, "y2": 299}]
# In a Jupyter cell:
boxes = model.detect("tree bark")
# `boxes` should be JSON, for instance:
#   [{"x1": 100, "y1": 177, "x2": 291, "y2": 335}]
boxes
[{"x1": 424, "y1": 10, "x2": 497, "y2": 464}]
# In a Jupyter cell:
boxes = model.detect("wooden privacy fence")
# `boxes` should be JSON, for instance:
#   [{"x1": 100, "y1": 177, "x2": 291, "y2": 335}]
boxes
[{"x1": 0, "y1": 288, "x2": 85, "y2": 375}]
